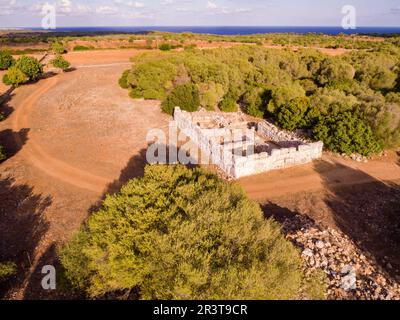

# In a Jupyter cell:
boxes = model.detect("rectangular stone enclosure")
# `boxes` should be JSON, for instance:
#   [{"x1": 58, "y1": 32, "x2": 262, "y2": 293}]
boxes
[{"x1": 174, "y1": 107, "x2": 323, "y2": 179}]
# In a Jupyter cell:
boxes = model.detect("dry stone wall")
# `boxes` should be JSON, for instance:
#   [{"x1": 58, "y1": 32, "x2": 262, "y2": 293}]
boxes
[{"x1": 174, "y1": 107, "x2": 323, "y2": 179}]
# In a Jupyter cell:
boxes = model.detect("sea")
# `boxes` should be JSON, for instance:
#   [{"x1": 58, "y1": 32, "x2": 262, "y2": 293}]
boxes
[{"x1": 31, "y1": 26, "x2": 400, "y2": 35}]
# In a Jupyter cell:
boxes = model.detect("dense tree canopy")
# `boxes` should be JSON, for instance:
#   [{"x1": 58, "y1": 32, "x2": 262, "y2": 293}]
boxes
[
  {"x1": 60, "y1": 165, "x2": 326, "y2": 300},
  {"x1": 122, "y1": 44, "x2": 400, "y2": 155},
  {"x1": 161, "y1": 83, "x2": 200, "y2": 114}
]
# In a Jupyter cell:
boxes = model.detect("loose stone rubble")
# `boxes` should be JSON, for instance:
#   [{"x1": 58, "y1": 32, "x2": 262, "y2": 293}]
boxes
[{"x1": 279, "y1": 213, "x2": 400, "y2": 300}]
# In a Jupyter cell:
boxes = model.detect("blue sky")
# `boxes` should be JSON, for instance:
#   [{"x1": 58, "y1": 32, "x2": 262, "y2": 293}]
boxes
[{"x1": 0, "y1": 0, "x2": 399, "y2": 28}]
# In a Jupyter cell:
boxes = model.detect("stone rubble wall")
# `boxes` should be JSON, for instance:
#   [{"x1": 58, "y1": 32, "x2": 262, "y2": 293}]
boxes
[
  {"x1": 257, "y1": 121, "x2": 307, "y2": 145},
  {"x1": 174, "y1": 107, "x2": 323, "y2": 179}
]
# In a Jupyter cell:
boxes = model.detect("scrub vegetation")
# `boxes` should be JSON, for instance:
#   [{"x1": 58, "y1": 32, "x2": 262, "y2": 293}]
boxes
[{"x1": 121, "y1": 44, "x2": 400, "y2": 156}]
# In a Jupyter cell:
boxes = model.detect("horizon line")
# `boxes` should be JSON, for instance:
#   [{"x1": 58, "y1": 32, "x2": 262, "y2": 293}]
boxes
[{"x1": 2, "y1": 25, "x2": 400, "y2": 29}]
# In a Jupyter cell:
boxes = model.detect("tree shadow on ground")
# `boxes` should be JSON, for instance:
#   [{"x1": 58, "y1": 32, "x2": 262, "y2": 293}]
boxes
[
  {"x1": 0, "y1": 177, "x2": 52, "y2": 299},
  {"x1": 89, "y1": 143, "x2": 198, "y2": 215},
  {"x1": 64, "y1": 67, "x2": 77, "y2": 73},
  {"x1": 313, "y1": 160, "x2": 400, "y2": 278},
  {"x1": 21, "y1": 243, "x2": 81, "y2": 300},
  {"x1": 40, "y1": 71, "x2": 57, "y2": 80},
  {"x1": 0, "y1": 128, "x2": 30, "y2": 159},
  {"x1": 262, "y1": 202, "x2": 316, "y2": 234},
  {"x1": 0, "y1": 87, "x2": 15, "y2": 118}
]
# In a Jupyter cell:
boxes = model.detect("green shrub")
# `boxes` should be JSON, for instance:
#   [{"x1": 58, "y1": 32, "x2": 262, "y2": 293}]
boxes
[
  {"x1": 0, "y1": 145, "x2": 6, "y2": 162},
  {"x1": 219, "y1": 96, "x2": 238, "y2": 112},
  {"x1": 0, "y1": 262, "x2": 16, "y2": 281},
  {"x1": 118, "y1": 69, "x2": 130, "y2": 89},
  {"x1": 2, "y1": 73, "x2": 11, "y2": 86},
  {"x1": 15, "y1": 56, "x2": 43, "y2": 80},
  {"x1": 0, "y1": 50, "x2": 15, "y2": 70},
  {"x1": 50, "y1": 55, "x2": 71, "y2": 71},
  {"x1": 162, "y1": 83, "x2": 200, "y2": 115},
  {"x1": 52, "y1": 42, "x2": 66, "y2": 54},
  {"x1": 184, "y1": 44, "x2": 197, "y2": 50},
  {"x1": 73, "y1": 45, "x2": 91, "y2": 51},
  {"x1": 159, "y1": 43, "x2": 172, "y2": 51},
  {"x1": 60, "y1": 165, "x2": 326, "y2": 299},
  {"x1": 312, "y1": 111, "x2": 382, "y2": 156},
  {"x1": 2, "y1": 66, "x2": 28, "y2": 86}
]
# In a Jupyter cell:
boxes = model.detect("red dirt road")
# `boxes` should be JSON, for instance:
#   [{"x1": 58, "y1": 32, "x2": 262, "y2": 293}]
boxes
[
  {"x1": 0, "y1": 49, "x2": 170, "y2": 299},
  {"x1": 239, "y1": 154, "x2": 400, "y2": 202}
]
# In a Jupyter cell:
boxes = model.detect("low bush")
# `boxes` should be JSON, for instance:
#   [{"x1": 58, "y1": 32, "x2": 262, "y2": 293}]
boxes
[
  {"x1": 0, "y1": 50, "x2": 15, "y2": 70},
  {"x1": 158, "y1": 43, "x2": 172, "y2": 51},
  {"x1": 15, "y1": 56, "x2": 43, "y2": 81},
  {"x1": 52, "y1": 42, "x2": 67, "y2": 54},
  {"x1": 50, "y1": 55, "x2": 71, "y2": 71},
  {"x1": 73, "y1": 45, "x2": 91, "y2": 51},
  {"x1": 2, "y1": 66, "x2": 28, "y2": 86},
  {"x1": 60, "y1": 165, "x2": 326, "y2": 299},
  {"x1": 118, "y1": 69, "x2": 130, "y2": 89}
]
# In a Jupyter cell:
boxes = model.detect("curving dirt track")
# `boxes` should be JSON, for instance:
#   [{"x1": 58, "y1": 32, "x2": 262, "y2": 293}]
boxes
[
  {"x1": 11, "y1": 77, "x2": 109, "y2": 193},
  {"x1": 0, "y1": 49, "x2": 170, "y2": 299}
]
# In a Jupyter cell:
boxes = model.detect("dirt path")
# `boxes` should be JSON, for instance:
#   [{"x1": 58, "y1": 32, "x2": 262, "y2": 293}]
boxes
[
  {"x1": 0, "y1": 49, "x2": 170, "y2": 299},
  {"x1": 11, "y1": 76, "x2": 110, "y2": 193},
  {"x1": 239, "y1": 155, "x2": 400, "y2": 202}
]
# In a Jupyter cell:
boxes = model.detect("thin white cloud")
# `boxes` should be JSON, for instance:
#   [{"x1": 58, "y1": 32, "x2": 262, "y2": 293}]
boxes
[
  {"x1": 206, "y1": 1, "x2": 218, "y2": 10},
  {"x1": 96, "y1": 5, "x2": 119, "y2": 15},
  {"x1": 0, "y1": 0, "x2": 23, "y2": 15},
  {"x1": 113, "y1": 0, "x2": 145, "y2": 8}
]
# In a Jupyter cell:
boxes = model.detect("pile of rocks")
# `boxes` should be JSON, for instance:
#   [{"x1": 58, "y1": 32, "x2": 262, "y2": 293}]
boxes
[
  {"x1": 257, "y1": 120, "x2": 309, "y2": 144},
  {"x1": 349, "y1": 154, "x2": 369, "y2": 163},
  {"x1": 279, "y1": 214, "x2": 400, "y2": 300}
]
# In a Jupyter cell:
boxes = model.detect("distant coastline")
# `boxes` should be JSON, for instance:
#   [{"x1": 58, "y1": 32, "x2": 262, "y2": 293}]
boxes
[{"x1": 21, "y1": 26, "x2": 400, "y2": 35}]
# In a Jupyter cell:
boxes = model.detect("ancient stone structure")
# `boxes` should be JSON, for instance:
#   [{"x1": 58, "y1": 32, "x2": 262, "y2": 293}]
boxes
[{"x1": 174, "y1": 107, "x2": 323, "y2": 179}]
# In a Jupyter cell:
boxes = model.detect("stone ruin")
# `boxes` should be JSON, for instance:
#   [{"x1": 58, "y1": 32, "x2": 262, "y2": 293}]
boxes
[{"x1": 174, "y1": 107, "x2": 323, "y2": 179}]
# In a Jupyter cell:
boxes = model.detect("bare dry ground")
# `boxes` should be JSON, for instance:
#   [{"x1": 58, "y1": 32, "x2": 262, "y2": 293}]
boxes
[
  {"x1": 0, "y1": 48, "x2": 399, "y2": 299},
  {"x1": 0, "y1": 49, "x2": 170, "y2": 299}
]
